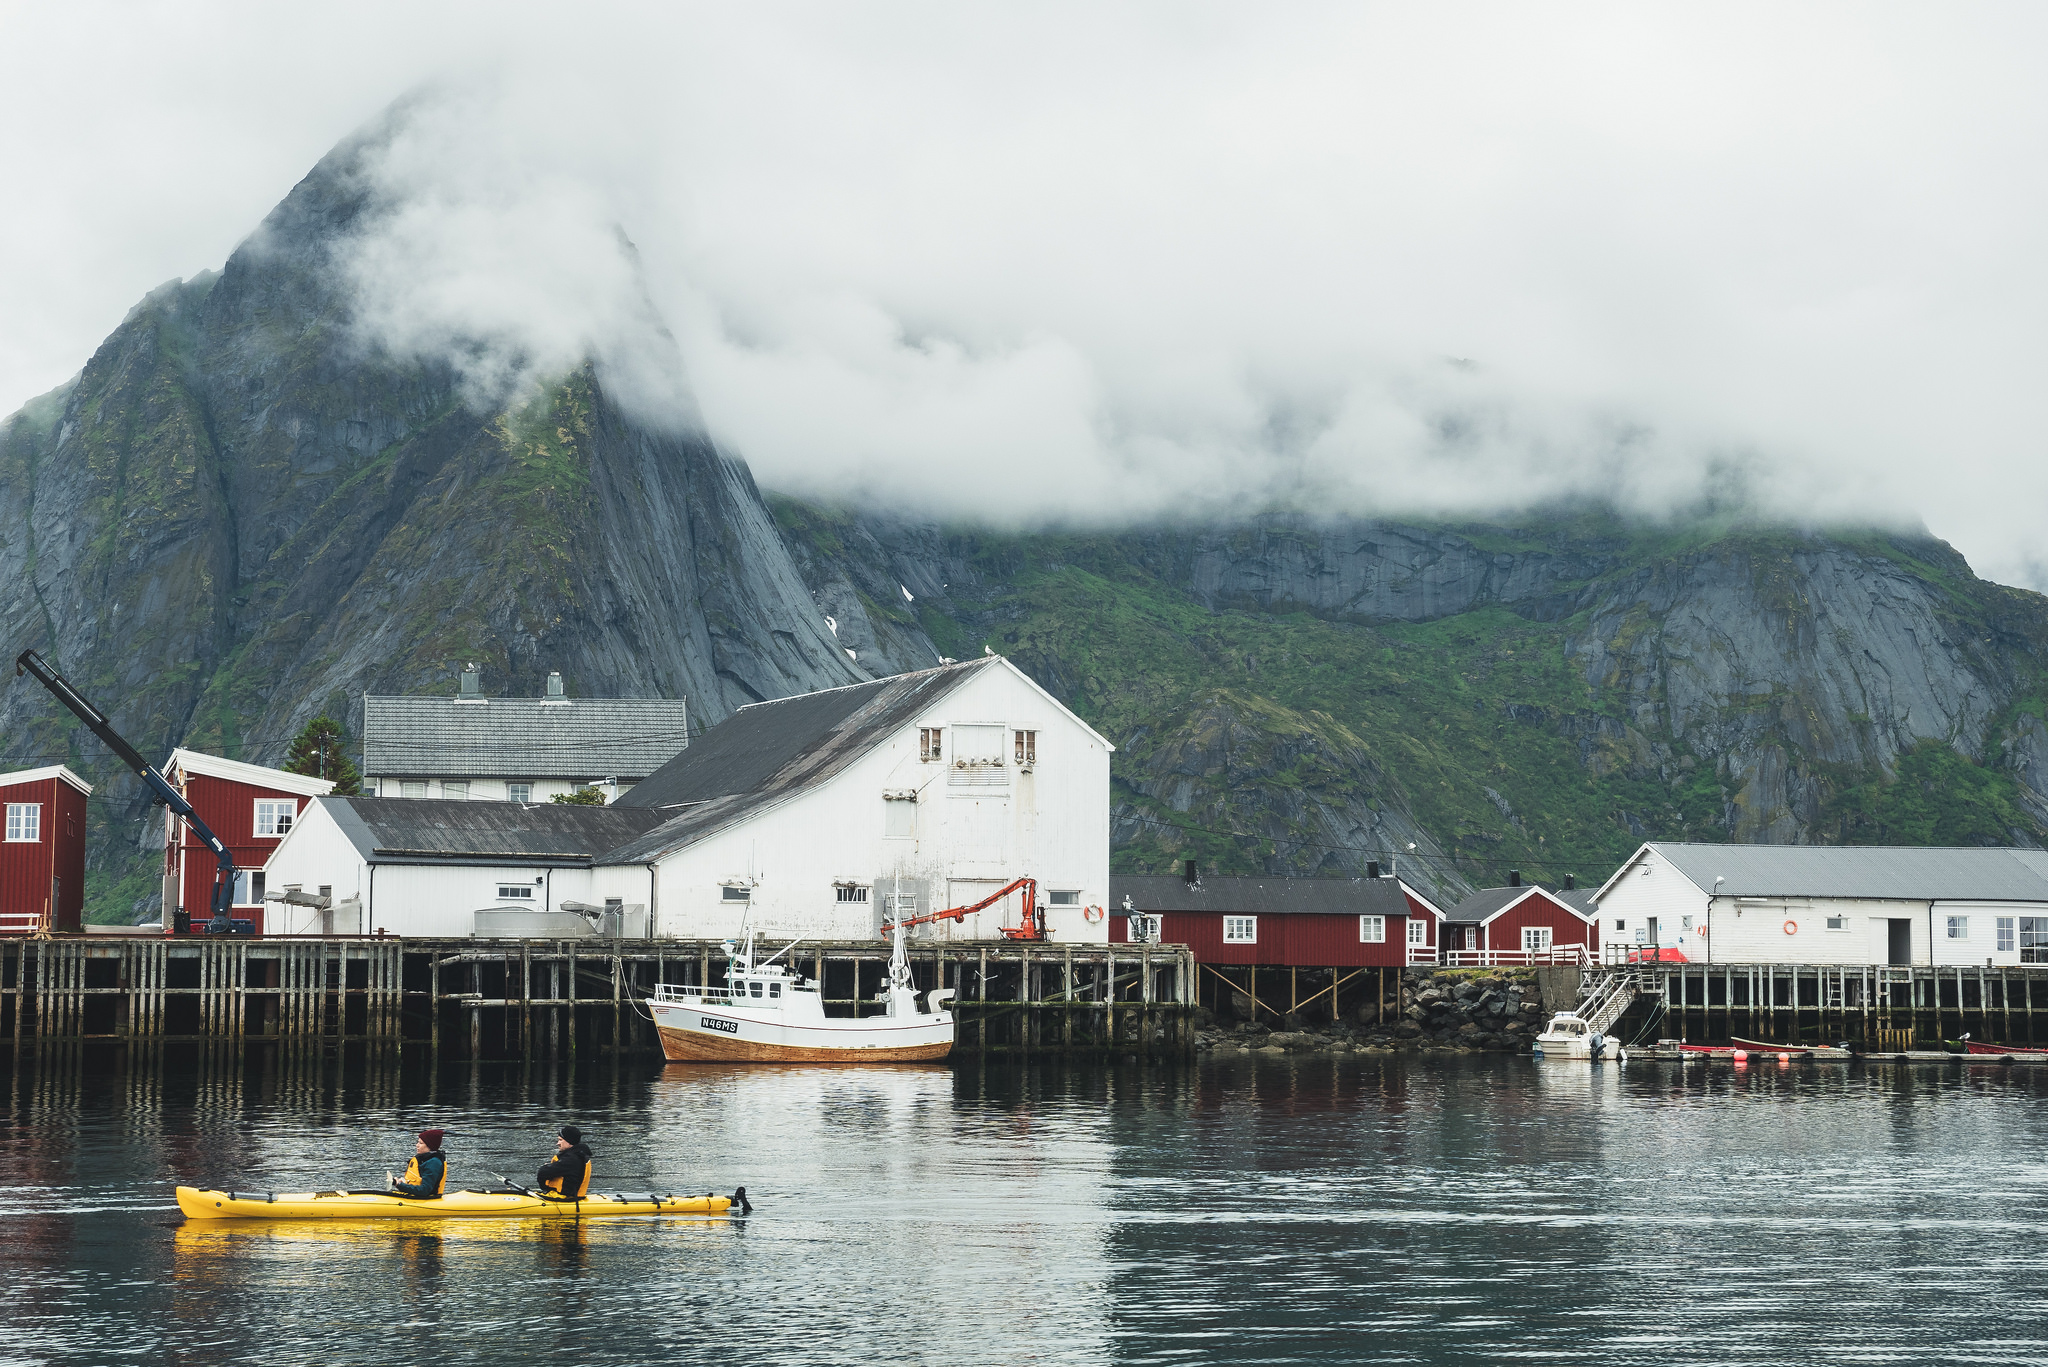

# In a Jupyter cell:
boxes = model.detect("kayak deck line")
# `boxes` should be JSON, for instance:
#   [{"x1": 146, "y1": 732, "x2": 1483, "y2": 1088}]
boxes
[{"x1": 176, "y1": 1185, "x2": 738, "y2": 1220}]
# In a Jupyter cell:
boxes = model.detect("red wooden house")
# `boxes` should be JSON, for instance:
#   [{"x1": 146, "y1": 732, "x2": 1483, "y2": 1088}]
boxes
[
  {"x1": 1109, "y1": 864, "x2": 1447, "y2": 1021},
  {"x1": 0, "y1": 766, "x2": 91, "y2": 934},
  {"x1": 162, "y1": 750, "x2": 334, "y2": 935},
  {"x1": 1441, "y1": 876, "x2": 1599, "y2": 965}
]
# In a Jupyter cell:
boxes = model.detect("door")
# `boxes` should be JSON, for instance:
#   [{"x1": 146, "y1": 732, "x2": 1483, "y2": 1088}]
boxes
[
  {"x1": 1887, "y1": 918, "x2": 1913, "y2": 965},
  {"x1": 1646, "y1": 916, "x2": 1660, "y2": 946}
]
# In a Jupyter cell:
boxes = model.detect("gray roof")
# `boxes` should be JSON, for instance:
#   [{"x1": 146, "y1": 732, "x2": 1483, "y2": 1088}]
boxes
[
  {"x1": 602, "y1": 658, "x2": 997, "y2": 865},
  {"x1": 1448, "y1": 885, "x2": 1595, "y2": 925},
  {"x1": 362, "y1": 694, "x2": 689, "y2": 781},
  {"x1": 1636, "y1": 842, "x2": 2048, "y2": 903},
  {"x1": 323, "y1": 796, "x2": 671, "y2": 866},
  {"x1": 1110, "y1": 874, "x2": 1430, "y2": 918}
]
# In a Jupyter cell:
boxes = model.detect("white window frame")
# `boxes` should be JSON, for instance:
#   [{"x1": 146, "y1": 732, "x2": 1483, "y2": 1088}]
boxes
[
  {"x1": 1049, "y1": 889, "x2": 1080, "y2": 906},
  {"x1": 1825, "y1": 914, "x2": 1846, "y2": 931},
  {"x1": 253, "y1": 799, "x2": 297, "y2": 837},
  {"x1": 919, "y1": 727, "x2": 943, "y2": 762},
  {"x1": 497, "y1": 885, "x2": 535, "y2": 900},
  {"x1": 1223, "y1": 915, "x2": 1257, "y2": 944},
  {"x1": 4, "y1": 803, "x2": 40, "y2": 842},
  {"x1": 1998, "y1": 917, "x2": 2016, "y2": 953},
  {"x1": 1947, "y1": 915, "x2": 1969, "y2": 940},
  {"x1": 1359, "y1": 915, "x2": 1385, "y2": 943},
  {"x1": 1522, "y1": 926, "x2": 1553, "y2": 953},
  {"x1": 721, "y1": 885, "x2": 751, "y2": 902},
  {"x1": 1128, "y1": 914, "x2": 1161, "y2": 943},
  {"x1": 835, "y1": 885, "x2": 870, "y2": 904},
  {"x1": 443, "y1": 781, "x2": 469, "y2": 800},
  {"x1": 507, "y1": 782, "x2": 533, "y2": 804},
  {"x1": 400, "y1": 781, "x2": 427, "y2": 799},
  {"x1": 1407, "y1": 918, "x2": 1428, "y2": 947},
  {"x1": 1014, "y1": 729, "x2": 1037, "y2": 765},
  {"x1": 232, "y1": 870, "x2": 266, "y2": 906}
]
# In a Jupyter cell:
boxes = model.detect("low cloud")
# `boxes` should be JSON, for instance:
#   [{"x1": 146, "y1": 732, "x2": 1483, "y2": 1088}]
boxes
[{"x1": 10, "y1": 6, "x2": 2048, "y2": 581}]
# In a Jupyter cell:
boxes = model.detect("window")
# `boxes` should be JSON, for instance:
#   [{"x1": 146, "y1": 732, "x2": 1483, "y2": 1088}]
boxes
[
  {"x1": 1613, "y1": 919, "x2": 1626, "y2": 932},
  {"x1": 2021, "y1": 918, "x2": 2048, "y2": 964},
  {"x1": 1826, "y1": 915, "x2": 1846, "y2": 931},
  {"x1": 769, "y1": 982, "x2": 782, "y2": 999},
  {"x1": 1359, "y1": 915, "x2": 1385, "y2": 943},
  {"x1": 919, "y1": 728, "x2": 944, "y2": 761},
  {"x1": 1224, "y1": 916, "x2": 1257, "y2": 944},
  {"x1": 232, "y1": 871, "x2": 265, "y2": 906},
  {"x1": 948, "y1": 724, "x2": 1008, "y2": 787},
  {"x1": 836, "y1": 885, "x2": 870, "y2": 904},
  {"x1": 885, "y1": 796, "x2": 916, "y2": 838},
  {"x1": 1408, "y1": 918, "x2": 1428, "y2": 946},
  {"x1": 443, "y1": 781, "x2": 469, "y2": 800},
  {"x1": 1049, "y1": 889, "x2": 1080, "y2": 906},
  {"x1": 1523, "y1": 926, "x2": 1553, "y2": 953},
  {"x1": 1680, "y1": 915, "x2": 1693, "y2": 932},
  {"x1": 1998, "y1": 917, "x2": 2015, "y2": 953},
  {"x1": 1947, "y1": 916, "x2": 1969, "y2": 940},
  {"x1": 497, "y1": 885, "x2": 535, "y2": 900},
  {"x1": 4, "y1": 804, "x2": 39, "y2": 842},
  {"x1": 748, "y1": 981, "x2": 763, "y2": 998},
  {"x1": 507, "y1": 783, "x2": 532, "y2": 804},
  {"x1": 1128, "y1": 915, "x2": 1160, "y2": 943},
  {"x1": 254, "y1": 800, "x2": 296, "y2": 837},
  {"x1": 722, "y1": 886, "x2": 751, "y2": 902},
  {"x1": 1014, "y1": 730, "x2": 1037, "y2": 765},
  {"x1": 401, "y1": 781, "x2": 426, "y2": 799}
]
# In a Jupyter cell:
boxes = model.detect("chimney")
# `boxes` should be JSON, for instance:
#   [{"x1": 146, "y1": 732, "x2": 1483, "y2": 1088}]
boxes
[
  {"x1": 458, "y1": 664, "x2": 481, "y2": 699},
  {"x1": 1365, "y1": 860, "x2": 1381, "y2": 879},
  {"x1": 1508, "y1": 870, "x2": 1521, "y2": 888},
  {"x1": 1183, "y1": 859, "x2": 1199, "y2": 886},
  {"x1": 1564, "y1": 873, "x2": 1576, "y2": 891},
  {"x1": 545, "y1": 671, "x2": 565, "y2": 700}
]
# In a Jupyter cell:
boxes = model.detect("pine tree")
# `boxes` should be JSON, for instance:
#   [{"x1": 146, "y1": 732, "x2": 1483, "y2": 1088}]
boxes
[{"x1": 284, "y1": 716, "x2": 362, "y2": 796}]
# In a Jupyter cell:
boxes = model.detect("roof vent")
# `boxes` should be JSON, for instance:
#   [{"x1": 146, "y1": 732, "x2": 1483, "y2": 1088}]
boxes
[
  {"x1": 458, "y1": 664, "x2": 481, "y2": 700},
  {"x1": 1365, "y1": 860, "x2": 1381, "y2": 879},
  {"x1": 1183, "y1": 859, "x2": 1199, "y2": 886},
  {"x1": 544, "y1": 671, "x2": 566, "y2": 703},
  {"x1": 1508, "y1": 869, "x2": 1521, "y2": 888}
]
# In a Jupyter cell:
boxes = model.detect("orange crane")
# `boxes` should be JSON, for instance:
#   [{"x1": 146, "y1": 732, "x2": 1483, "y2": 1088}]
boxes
[{"x1": 879, "y1": 876, "x2": 1045, "y2": 941}]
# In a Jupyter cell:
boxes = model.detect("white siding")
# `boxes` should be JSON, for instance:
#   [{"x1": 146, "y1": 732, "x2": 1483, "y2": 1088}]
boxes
[
  {"x1": 1593, "y1": 846, "x2": 1711, "y2": 957},
  {"x1": 259, "y1": 806, "x2": 368, "y2": 935}
]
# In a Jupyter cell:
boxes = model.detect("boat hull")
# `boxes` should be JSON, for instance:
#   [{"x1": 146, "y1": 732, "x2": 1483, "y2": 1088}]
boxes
[
  {"x1": 177, "y1": 1186, "x2": 730, "y2": 1220},
  {"x1": 649, "y1": 1001, "x2": 953, "y2": 1064}
]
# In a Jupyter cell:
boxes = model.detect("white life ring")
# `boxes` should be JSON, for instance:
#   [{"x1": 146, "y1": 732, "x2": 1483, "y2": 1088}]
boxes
[
  {"x1": 1083, "y1": 905, "x2": 1105, "y2": 924},
  {"x1": 1783, "y1": 919, "x2": 1798, "y2": 936}
]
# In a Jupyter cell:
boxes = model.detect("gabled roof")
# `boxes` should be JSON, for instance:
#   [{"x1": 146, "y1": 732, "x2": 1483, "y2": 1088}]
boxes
[
  {"x1": 167, "y1": 748, "x2": 335, "y2": 798},
  {"x1": 318, "y1": 797, "x2": 670, "y2": 866},
  {"x1": 1447, "y1": 885, "x2": 1596, "y2": 926},
  {"x1": 0, "y1": 764, "x2": 93, "y2": 796},
  {"x1": 1597, "y1": 841, "x2": 2048, "y2": 904},
  {"x1": 362, "y1": 694, "x2": 688, "y2": 780},
  {"x1": 1110, "y1": 873, "x2": 1440, "y2": 919},
  {"x1": 602, "y1": 658, "x2": 1013, "y2": 864}
]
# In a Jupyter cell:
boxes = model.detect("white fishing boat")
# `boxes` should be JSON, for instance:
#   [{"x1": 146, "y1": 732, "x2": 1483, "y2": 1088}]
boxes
[
  {"x1": 645, "y1": 919, "x2": 955, "y2": 1063},
  {"x1": 1532, "y1": 1012, "x2": 1625, "y2": 1062}
]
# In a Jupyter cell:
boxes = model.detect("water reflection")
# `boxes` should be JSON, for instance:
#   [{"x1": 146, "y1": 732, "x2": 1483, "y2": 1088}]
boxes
[{"x1": 3, "y1": 1051, "x2": 2048, "y2": 1364}]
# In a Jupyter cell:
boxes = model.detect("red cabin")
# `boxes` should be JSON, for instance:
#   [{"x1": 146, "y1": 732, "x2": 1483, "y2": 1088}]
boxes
[
  {"x1": 1441, "y1": 882, "x2": 1599, "y2": 965},
  {"x1": 162, "y1": 750, "x2": 335, "y2": 935},
  {"x1": 0, "y1": 766, "x2": 91, "y2": 934}
]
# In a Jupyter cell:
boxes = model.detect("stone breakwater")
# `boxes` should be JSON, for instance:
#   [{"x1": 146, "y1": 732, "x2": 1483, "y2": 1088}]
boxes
[{"x1": 1195, "y1": 967, "x2": 1571, "y2": 1056}]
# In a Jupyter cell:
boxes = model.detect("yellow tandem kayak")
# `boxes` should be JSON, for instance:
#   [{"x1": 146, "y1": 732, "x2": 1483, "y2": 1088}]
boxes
[{"x1": 176, "y1": 1185, "x2": 735, "y2": 1220}]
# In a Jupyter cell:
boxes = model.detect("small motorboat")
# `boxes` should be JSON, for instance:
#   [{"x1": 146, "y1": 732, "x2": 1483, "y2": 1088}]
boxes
[
  {"x1": 178, "y1": 1186, "x2": 739, "y2": 1220},
  {"x1": 646, "y1": 918, "x2": 954, "y2": 1064},
  {"x1": 1962, "y1": 1040, "x2": 2048, "y2": 1057},
  {"x1": 1532, "y1": 1012, "x2": 1624, "y2": 1061}
]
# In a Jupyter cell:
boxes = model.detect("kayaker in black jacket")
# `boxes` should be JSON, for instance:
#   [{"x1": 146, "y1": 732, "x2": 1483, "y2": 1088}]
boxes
[
  {"x1": 537, "y1": 1125, "x2": 592, "y2": 1198},
  {"x1": 392, "y1": 1128, "x2": 448, "y2": 1199}
]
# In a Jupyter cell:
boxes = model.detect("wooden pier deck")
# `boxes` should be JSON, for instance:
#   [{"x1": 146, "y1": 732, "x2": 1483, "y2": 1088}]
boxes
[{"x1": 0, "y1": 935, "x2": 1197, "y2": 1060}]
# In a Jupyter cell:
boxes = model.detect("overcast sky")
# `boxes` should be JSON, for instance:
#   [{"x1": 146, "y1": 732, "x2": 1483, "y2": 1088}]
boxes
[{"x1": 5, "y1": 4, "x2": 2048, "y2": 585}]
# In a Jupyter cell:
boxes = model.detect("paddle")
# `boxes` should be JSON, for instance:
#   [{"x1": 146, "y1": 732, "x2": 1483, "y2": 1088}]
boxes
[{"x1": 493, "y1": 1172, "x2": 541, "y2": 1197}]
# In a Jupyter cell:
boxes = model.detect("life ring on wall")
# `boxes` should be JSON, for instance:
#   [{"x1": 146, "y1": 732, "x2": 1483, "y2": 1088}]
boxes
[
  {"x1": 1783, "y1": 920, "x2": 1798, "y2": 936},
  {"x1": 1083, "y1": 905, "x2": 1106, "y2": 924}
]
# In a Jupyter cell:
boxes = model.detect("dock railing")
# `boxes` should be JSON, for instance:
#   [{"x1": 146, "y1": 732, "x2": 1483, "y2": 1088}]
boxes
[{"x1": 1439, "y1": 946, "x2": 1589, "y2": 968}]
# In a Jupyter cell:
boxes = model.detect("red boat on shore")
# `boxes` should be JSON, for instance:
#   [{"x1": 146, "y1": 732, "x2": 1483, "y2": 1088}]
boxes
[
  {"x1": 1730, "y1": 1036, "x2": 1815, "y2": 1054},
  {"x1": 1963, "y1": 1040, "x2": 2048, "y2": 1056}
]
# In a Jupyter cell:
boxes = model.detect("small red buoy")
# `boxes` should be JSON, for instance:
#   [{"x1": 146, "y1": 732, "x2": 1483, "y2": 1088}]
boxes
[{"x1": 1732, "y1": 1049, "x2": 1748, "y2": 1062}]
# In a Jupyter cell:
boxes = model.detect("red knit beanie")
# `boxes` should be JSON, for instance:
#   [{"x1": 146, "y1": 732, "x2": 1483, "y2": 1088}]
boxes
[{"x1": 417, "y1": 1128, "x2": 445, "y2": 1151}]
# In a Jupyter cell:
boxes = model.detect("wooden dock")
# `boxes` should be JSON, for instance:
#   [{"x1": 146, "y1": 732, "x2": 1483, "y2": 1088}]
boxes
[
  {"x1": 1617, "y1": 961, "x2": 2048, "y2": 1051},
  {"x1": 0, "y1": 935, "x2": 1197, "y2": 1060}
]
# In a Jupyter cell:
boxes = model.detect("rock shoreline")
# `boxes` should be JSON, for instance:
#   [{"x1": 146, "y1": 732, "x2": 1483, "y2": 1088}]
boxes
[{"x1": 1194, "y1": 967, "x2": 1567, "y2": 1056}]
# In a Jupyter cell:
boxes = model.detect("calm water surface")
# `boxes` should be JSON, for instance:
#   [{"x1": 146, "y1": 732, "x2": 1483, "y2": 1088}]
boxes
[{"x1": 1, "y1": 1050, "x2": 2043, "y2": 1365}]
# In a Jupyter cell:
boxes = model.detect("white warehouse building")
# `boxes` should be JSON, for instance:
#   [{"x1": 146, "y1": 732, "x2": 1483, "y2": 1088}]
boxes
[
  {"x1": 266, "y1": 656, "x2": 1114, "y2": 942},
  {"x1": 1594, "y1": 842, "x2": 2048, "y2": 967}
]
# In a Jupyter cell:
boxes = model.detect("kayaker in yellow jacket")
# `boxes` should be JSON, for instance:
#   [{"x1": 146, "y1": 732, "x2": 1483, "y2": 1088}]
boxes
[
  {"x1": 536, "y1": 1125, "x2": 592, "y2": 1198},
  {"x1": 391, "y1": 1129, "x2": 448, "y2": 1198}
]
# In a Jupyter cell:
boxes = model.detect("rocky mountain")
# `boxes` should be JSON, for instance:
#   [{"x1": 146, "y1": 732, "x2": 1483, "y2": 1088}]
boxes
[
  {"x1": 10, "y1": 114, "x2": 2048, "y2": 919},
  {"x1": 770, "y1": 504, "x2": 2048, "y2": 901},
  {"x1": 0, "y1": 121, "x2": 859, "y2": 918}
]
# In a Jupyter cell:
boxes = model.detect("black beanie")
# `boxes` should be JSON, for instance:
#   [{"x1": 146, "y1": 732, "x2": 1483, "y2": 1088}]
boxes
[{"x1": 559, "y1": 1125, "x2": 582, "y2": 1145}]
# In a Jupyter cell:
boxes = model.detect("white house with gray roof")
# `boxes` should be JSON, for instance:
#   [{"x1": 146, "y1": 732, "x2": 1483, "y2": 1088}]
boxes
[
  {"x1": 360, "y1": 665, "x2": 689, "y2": 804},
  {"x1": 273, "y1": 656, "x2": 1113, "y2": 942},
  {"x1": 1594, "y1": 842, "x2": 2048, "y2": 967}
]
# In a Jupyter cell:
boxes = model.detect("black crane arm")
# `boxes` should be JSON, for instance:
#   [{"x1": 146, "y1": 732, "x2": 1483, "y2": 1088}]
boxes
[{"x1": 14, "y1": 648, "x2": 241, "y2": 934}]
